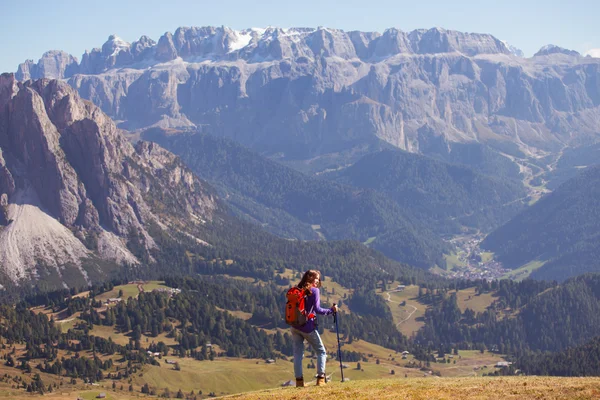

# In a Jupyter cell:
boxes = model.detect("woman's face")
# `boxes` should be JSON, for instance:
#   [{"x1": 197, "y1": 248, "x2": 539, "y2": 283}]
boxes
[{"x1": 312, "y1": 275, "x2": 320, "y2": 287}]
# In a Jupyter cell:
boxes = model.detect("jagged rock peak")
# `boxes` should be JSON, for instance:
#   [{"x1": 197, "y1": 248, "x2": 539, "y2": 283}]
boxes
[
  {"x1": 0, "y1": 77, "x2": 219, "y2": 285},
  {"x1": 534, "y1": 44, "x2": 580, "y2": 57},
  {"x1": 15, "y1": 26, "x2": 514, "y2": 78},
  {"x1": 15, "y1": 50, "x2": 79, "y2": 81},
  {"x1": 102, "y1": 34, "x2": 131, "y2": 55}
]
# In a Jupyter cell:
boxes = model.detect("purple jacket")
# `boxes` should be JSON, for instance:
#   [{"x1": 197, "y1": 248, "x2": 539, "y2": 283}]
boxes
[{"x1": 295, "y1": 287, "x2": 333, "y2": 333}]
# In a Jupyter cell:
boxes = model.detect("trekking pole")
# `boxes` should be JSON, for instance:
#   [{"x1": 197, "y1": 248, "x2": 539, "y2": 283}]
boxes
[{"x1": 333, "y1": 304, "x2": 344, "y2": 382}]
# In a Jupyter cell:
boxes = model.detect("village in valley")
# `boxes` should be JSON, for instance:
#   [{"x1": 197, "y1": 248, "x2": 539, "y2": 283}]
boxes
[{"x1": 440, "y1": 234, "x2": 511, "y2": 281}]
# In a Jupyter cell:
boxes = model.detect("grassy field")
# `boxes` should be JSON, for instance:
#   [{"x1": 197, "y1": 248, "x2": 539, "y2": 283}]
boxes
[
  {"x1": 320, "y1": 330, "x2": 398, "y2": 362},
  {"x1": 444, "y1": 252, "x2": 467, "y2": 271},
  {"x1": 321, "y1": 281, "x2": 352, "y2": 312},
  {"x1": 89, "y1": 322, "x2": 179, "y2": 347},
  {"x1": 18, "y1": 289, "x2": 510, "y2": 399},
  {"x1": 501, "y1": 260, "x2": 546, "y2": 281},
  {"x1": 219, "y1": 307, "x2": 253, "y2": 321},
  {"x1": 452, "y1": 288, "x2": 497, "y2": 314},
  {"x1": 224, "y1": 376, "x2": 600, "y2": 400},
  {"x1": 141, "y1": 281, "x2": 171, "y2": 292},
  {"x1": 131, "y1": 357, "x2": 293, "y2": 396},
  {"x1": 93, "y1": 280, "x2": 172, "y2": 302},
  {"x1": 6, "y1": 376, "x2": 599, "y2": 400},
  {"x1": 0, "y1": 387, "x2": 143, "y2": 400},
  {"x1": 125, "y1": 338, "x2": 508, "y2": 396},
  {"x1": 96, "y1": 283, "x2": 140, "y2": 302},
  {"x1": 380, "y1": 285, "x2": 427, "y2": 337},
  {"x1": 480, "y1": 252, "x2": 494, "y2": 263}
]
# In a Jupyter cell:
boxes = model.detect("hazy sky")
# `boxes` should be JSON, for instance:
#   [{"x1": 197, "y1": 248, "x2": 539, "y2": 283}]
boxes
[{"x1": 1, "y1": 0, "x2": 599, "y2": 73}]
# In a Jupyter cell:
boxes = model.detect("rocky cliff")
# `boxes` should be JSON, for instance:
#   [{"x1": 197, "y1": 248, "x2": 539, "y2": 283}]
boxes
[
  {"x1": 0, "y1": 73, "x2": 218, "y2": 286},
  {"x1": 16, "y1": 50, "x2": 79, "y2": 81},
  {"x1": 14, "y1": 26, "x2": 600, "y2": 169}
]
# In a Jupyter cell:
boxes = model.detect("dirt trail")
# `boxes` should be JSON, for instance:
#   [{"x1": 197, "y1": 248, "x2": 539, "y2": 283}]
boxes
[{"x1": 385, "y1": 290, "x2": 419, "y2": 328}]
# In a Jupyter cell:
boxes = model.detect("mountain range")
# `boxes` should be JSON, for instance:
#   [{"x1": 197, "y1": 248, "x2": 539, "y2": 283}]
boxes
[
  {"x1": 8, "y1": 25, "x2": 600, "y2": 284},
  {"x1": 0, "y1": 73, "x2": 441, "y2": 289},
  {"x1": 12, "y1": 26, "x2": 600, "y2": 176}
]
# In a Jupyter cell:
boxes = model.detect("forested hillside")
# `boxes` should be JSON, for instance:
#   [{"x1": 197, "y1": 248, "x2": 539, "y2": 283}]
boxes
[
  {"x1": 429, "y1": 142, "x2": 523, "y2": 181},
  {"x1": 0, "y1": 275, "x2": 411, "y2": 390},
  {"x1": 517, "y1": 336, "x2": 600, "y2": 376},
  {"x1": 533, "y1": 143, "x2": 600, "y2": 190},
  {"x1": 143, "y1": 129, "x2": 449, "y2": 268},
  {"x1": 481, "y1": 165, "x2": 600, "y2": 280},
  {"x1": 120, "y1": 209, "x2": 445, "y2": 295},
  {"x1": 415, "y1": 274, "x2": 600, "y2": 354},
  {"x1": 326, "y1": 149, "x2": 527, "y2": 234},
  {"x1": 5, "y1": 270, "x2": 600, "y2": 398}
]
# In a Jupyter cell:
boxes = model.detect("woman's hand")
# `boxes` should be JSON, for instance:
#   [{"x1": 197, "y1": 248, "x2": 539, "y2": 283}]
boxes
[{"x1": 331, "y1": 304, "x2": 339, "y2": 313}]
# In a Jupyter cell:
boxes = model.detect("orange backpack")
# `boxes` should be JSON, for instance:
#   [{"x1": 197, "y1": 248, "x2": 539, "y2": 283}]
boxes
[{"x1": 285, "y1": 287, "x2": 314, "y2": 327}]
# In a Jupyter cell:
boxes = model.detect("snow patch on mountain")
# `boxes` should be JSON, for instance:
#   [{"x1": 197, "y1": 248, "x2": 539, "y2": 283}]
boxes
[
  {"x1": 534, "y1": 44, "x2": 580, "y2": 57},
  {"x1": 228, "y1": 30, "x2": 253, "y2": 52},
  {"x1": 501, "y1": 40, "x2": 524, "y2": 57},
  {"x1": 105, "y1": 34, "x2": 131, "y2": 57}
]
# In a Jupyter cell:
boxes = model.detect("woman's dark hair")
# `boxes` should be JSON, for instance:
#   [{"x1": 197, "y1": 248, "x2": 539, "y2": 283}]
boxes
[{"x1": 297, "y1": 270, "x2": 321, "y2": 293}]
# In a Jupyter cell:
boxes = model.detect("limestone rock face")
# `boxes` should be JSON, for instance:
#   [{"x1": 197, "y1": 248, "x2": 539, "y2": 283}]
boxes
[
  {"x1": 12, "y1": 26, "x2": 600, "y2": 163},
  {"x1": 0, "y1": 73, "x2": 219, "y2": 285},
  {"x1": 534, "y1": 45, "x2": 581, "y2": 57},
  {"x1": 16, "y1": 50, "x2": 79, "y2": 81}
]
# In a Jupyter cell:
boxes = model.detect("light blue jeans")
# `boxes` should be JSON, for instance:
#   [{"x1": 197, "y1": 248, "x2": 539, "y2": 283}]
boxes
[{"x1": 291, "y1": 327, "x2": 327, "y2": 378}]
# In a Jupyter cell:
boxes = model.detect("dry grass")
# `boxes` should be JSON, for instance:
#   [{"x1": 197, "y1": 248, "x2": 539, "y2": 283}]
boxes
[
  {"x1": 321, "y1": 281, "x2": 352, "y2": 312},
  {"x1": 89, "y1": 323, "x2": 179, "y2": 347},
  {"x1": 452, "y1": 288, "x2": 497, "y2": 314},
  {"x1": 141, "y1": 281, "x2": 170, "y2": 292},
  {"x1": 4, "y1": 388, "x2": 143, "y2": 400},
  {"x1": 218, "y1": 307, "x2": 253, "y2": 321},
  {"x1": 95, "y1": 284, "x2": 140, "y2": 302},
  {"x1": 223, "y1": 376, "x2": 600, "y2": 400},
  {"x1": 380, "y1": 285, "x2": 427, "y2": 337},
  {"x1": 131, "y1": 357, "x2": 293, "y2": 396},
  {"x1": 501, "y1": 260, "x2": 547, "y2": 281}
]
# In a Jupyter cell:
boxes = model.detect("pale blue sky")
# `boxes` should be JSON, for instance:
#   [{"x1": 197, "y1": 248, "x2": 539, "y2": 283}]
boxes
[{"x1": 1, "y1": 0, "x2": 598, "y2": 73}]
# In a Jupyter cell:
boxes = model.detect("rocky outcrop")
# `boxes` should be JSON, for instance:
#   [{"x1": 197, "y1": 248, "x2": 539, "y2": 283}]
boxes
[
  {"x1": 0, "y1": 74, "x2": 219, "y2": 285},
  {"x1": 534, "y1": 45, "x2": 580, "y2": 57},
  {"x1": 16, "y1": 51, "x2": 79, "y2": 81},
  {"x1": 0, "y1": 148, "x2": 14, "y2": 225}
]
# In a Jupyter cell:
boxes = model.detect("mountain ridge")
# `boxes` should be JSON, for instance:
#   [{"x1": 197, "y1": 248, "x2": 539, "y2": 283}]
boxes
[
  {"x1": 0, "y1": 74, "x2": 220, "y2": 285},
  {"x1": 12, "y1": 26, "x2": 600, "y2": 180},
  {"x1": 15, "y1": 26, "x2": 513, "y2": 80}
]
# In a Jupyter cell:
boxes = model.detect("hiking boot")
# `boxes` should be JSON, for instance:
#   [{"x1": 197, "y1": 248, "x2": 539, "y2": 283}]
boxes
[
  {"x1": 296, "y1": 377, "x2": 304, "y2": 387},
  {"x1": 316, "y1": 375, "x2": 327, "y2": 386}
]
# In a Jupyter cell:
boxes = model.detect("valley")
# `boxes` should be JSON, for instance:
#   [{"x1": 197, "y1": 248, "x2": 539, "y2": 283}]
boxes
[{"x1": 436, "y1": 234, "x2": 509, "y2": 281}]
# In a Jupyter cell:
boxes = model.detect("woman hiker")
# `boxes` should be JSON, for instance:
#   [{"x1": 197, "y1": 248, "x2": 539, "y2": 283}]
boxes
[{"x1": 291, "y1": 269, "x2": 338, "y2": 387}]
